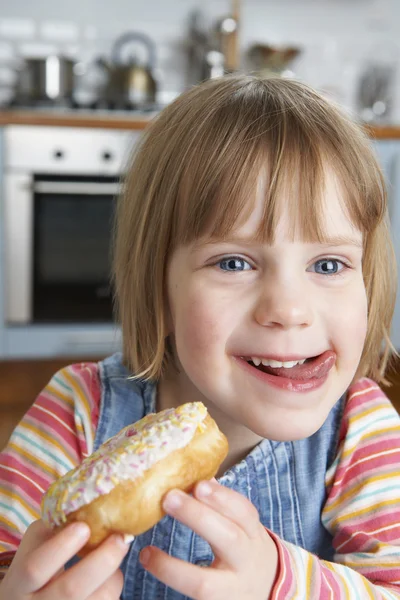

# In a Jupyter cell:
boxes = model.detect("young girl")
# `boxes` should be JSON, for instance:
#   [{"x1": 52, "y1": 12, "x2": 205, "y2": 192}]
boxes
[{"x1": 0, "y1": 74, "x2": 399, "y2": 599}]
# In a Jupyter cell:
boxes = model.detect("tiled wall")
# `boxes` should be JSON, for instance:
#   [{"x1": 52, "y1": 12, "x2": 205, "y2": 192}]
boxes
[{"x1": 0, "y1": 0, "x2": 399, "y2": 118}]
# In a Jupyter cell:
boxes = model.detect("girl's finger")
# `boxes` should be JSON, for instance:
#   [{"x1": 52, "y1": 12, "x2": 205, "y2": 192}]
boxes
[
  {"x1": 12, "y1": 519, "x2": 57, "y2": 556},
  {"x1": 40, "y1": 533, "x2": 129, "y2": 600},
  {"x1": 86, "y1": 568, "x2": 124, "y2": 600},
  {"x1": 15, "y1": 520, "x2": 91, "y2": 593},
  {"x1": 140, "y1": 545, "x2": 222, "y2": 599},
  {"x1": 194, "y1": 479, "x2": 263, "y2": 539},
  {"x1": 162, "y1": 489, "x2": 249, "y2": 569}
]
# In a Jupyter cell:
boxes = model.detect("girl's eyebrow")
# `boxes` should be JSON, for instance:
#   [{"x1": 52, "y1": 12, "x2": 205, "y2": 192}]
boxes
[
  {"x1": 195, "y1": 235, "x2": 363, "y2": 249},
  {"x1": 316, "y1": 235, "x2": 363, "y2": 248},
  {"x1": 196, "y1": 237, "x2": 257, "y2": 248}
]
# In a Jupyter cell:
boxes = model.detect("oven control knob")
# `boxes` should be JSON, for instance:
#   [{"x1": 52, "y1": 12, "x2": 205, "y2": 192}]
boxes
[
  {"x1": 101, "y1": 150, "x2": 113, "y2": 162},
  {"x1": 53, "y1": 149, "x2": 65, "y2": 160}
]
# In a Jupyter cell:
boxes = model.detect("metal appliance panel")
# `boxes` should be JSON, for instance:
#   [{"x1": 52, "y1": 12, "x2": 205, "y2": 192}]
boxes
[{"x1": 4, "y1": 172, "x2": 33, "y2": 323}]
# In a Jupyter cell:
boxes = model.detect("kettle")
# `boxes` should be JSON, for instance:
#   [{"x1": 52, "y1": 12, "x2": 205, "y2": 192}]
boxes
[{"x1": 98, "y1": 31, "x2": 157, "y2": 109}]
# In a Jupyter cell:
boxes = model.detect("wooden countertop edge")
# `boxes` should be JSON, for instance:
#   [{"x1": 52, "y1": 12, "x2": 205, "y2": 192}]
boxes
[
  {"x1": 0, "y1": 110, "x2": 154, "y2": 130},
  {"x1": 1, "y1": 111, "x2": 400, "y2": 138},
  {"x1": 364, "y1": 125, "x2": 400, "y2": 140}
]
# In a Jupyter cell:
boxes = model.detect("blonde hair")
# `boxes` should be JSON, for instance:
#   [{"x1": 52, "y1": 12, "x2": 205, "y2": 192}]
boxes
[{"x1": 113, "y1": 74, "x2": 397, "y2": 384}]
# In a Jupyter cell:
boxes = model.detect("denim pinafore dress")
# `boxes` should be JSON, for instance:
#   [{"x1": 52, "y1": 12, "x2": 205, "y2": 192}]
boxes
[{"x1": 80, "y1": 353, "x2": 344, "y2": 599}]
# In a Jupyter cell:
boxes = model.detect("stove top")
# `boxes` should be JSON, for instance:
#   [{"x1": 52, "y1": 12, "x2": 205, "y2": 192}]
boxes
[{"x1": 4, "y1": 97, "x2": 161, "y2": 114}]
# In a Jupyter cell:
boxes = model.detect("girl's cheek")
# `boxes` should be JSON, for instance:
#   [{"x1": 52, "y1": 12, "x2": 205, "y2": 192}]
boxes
[
  {"x1": 178, "y1": 295, "x2": 230, "y2": 355},
  {"x1": 181, "y1": 315, "x2": 222, "y2": 354},
  {"x1": 336, "y1": 288, "x2": 368, "y2": 354}
]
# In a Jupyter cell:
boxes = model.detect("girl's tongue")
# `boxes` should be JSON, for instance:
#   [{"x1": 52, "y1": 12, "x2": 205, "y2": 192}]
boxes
[{"x1": 253, "y1": 350, "x2": 336, "y2": 380}]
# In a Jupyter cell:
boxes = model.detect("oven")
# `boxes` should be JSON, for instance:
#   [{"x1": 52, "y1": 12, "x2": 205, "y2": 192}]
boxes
[{"x1": 3, "y1": 125, "x2": 140, "y2": 324}]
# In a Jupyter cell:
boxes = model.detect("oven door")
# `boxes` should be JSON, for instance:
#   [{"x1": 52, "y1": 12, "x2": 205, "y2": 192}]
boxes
[{"x1": 5, "y1": 173, "x2": 121, "y2": 324}]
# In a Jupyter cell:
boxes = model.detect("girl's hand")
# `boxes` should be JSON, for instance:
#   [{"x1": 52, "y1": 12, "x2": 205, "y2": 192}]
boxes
[
  {"x1": 0, "y1": 519, "x2": 130, "y2": 600},
  {"x1": 140, "y1": 479, "x2": 278, "y2": 600}
]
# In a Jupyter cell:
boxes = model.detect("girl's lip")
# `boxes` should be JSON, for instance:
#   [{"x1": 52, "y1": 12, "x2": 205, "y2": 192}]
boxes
[
  {"x1": 238, "y1": 351, "x2": 336, "y2": 380},
  {"x1": 234, "y1": 351, "x2": 336, "y2": 393},
  {"x1": 241, "y1": 354, "x2": 316, "y2": 362}
]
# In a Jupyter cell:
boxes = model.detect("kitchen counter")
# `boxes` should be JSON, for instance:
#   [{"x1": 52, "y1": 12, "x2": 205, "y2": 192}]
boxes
[
  {"x1": 0, "y1": 109, "x2": 154, "y2": 130},
  {"x1": 364, "y1": 125, "x2": 400, "y2": 140},
  {"x1": 1, "y1": 109, "x2": 400, "y2": 137}
]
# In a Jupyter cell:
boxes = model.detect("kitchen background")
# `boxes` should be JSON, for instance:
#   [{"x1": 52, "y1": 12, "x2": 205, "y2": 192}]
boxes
[
  {"x1": 0, "y1": 0, "x2": 400, "y2": 448},
  {"x1": 0, "y1": 0, "x2": 399, "y2": 114}
]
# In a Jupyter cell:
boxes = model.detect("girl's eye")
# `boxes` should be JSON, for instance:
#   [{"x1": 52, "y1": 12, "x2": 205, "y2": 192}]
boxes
[
  {"x1": 311, "y1": 259, "x2": 346, "y2": 275},
  {"x1": 218, "y1": 257, "x2": 252, "y2": 272}
]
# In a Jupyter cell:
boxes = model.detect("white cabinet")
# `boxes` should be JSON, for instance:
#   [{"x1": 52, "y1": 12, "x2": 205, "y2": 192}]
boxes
[{"x1": 374, "y1": 140, "x2": 400, "y2": 351}]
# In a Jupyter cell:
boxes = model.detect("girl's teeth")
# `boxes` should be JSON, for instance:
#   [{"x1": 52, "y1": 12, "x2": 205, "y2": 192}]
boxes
[{"x1": 251, "y1": 358, "x2": 307, "y2": 368}]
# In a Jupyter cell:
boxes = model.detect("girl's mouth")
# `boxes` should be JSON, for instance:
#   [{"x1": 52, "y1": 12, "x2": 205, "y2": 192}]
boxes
[{"x1": 243, "y1": 351, "x2": 336, "y2": 381}]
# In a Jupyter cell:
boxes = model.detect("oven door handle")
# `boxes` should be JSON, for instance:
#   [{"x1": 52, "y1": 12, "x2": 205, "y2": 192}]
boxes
[{"x1": 32, "y1": 181, "x2": 122, "y2": 195}]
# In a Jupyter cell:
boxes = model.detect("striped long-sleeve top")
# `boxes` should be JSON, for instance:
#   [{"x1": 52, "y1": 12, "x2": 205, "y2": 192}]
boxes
[{"x1": 1, "y1": 363, "x2": 400, "y2": 598}]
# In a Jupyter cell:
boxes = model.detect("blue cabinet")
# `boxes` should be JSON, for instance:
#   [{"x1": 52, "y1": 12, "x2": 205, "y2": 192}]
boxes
[
  {"x1": 3, "y1": 323, "x2": 122, "y2": 358},
  {"x1": 0, "y1": 129, "x2": 5, "y2": 357},
  {"x1": 374, "y1": 140, "x2": 400, "y2": 351}
]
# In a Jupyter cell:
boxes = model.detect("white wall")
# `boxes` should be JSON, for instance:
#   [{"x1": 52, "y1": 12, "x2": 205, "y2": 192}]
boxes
[{"x1": 0, "y1": 0, "x2": 399, "y2": 118}]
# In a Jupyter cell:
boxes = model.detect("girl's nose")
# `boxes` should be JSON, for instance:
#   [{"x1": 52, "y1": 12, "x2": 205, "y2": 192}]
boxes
[{"x1": 253, "y1": 279, "x2": 313, "y2": 329}]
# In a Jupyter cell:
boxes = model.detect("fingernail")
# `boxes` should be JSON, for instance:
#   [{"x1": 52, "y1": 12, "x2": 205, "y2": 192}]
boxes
[
  {"x1": 163, "y1": 490, "x2": 183, "y2": 512},
  {"x1": 71, "y1": 522, "x2": 90, "y2": 540},
  {"x1": 197, "y1": 481, "x2": 213, "y2": 498},
  {"x1": 123, "y1": 534, "x2": 135, "y2": 544},
  {"x1": 114, "y1": 534, "x2": 131, "y2": 550},
  {"x1": 140, "y1": 547, "x2": 151, "y2": 566}
]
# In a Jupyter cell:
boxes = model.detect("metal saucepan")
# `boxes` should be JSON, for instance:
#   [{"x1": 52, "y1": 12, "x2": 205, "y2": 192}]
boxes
[{"x1": 13, "y1": 55, "x2": 76, "y2": 103}]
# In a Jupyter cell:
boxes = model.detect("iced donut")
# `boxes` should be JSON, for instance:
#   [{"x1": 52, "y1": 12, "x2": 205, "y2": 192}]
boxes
[{"x1": 41, "y1": 402, "x2": 228, "y2": 554}]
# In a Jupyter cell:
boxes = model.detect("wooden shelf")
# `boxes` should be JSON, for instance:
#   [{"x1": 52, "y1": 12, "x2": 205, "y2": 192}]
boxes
[
  {"x1": 0, "y1": 109, "x2": 153, "y2": 130},
  {"x1": 364, "y1": 125, "x2": 400, "y2": 140}
]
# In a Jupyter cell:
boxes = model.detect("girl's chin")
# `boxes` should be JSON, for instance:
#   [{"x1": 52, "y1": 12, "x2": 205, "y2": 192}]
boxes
[{"x1": 245, "y1": 407, "x2": 331, "y2": 442}]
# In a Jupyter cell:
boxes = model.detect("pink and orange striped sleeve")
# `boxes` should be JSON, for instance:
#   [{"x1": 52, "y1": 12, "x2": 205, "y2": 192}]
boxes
[
  {"x1": 271, "y1": 378, "x2": 400, "y2": 599},
  {"x1": 0, "y1": 362, "x2": 101, "y2": 579}
]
